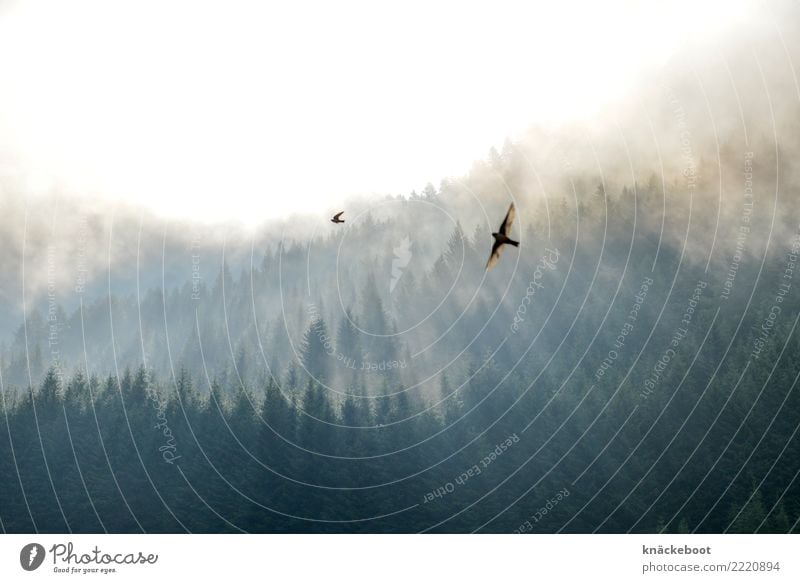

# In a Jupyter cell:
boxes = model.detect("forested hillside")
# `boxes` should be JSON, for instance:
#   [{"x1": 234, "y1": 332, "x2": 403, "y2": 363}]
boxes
[
  {"x1": 2, "y1": 148, "x2": 799, "y2": 531},
  {"x1": 2, "y1": 15, "x2": 800, "y2": 532}
]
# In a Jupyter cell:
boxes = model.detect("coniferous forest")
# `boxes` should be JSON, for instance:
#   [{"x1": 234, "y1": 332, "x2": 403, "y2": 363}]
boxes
[
  {"x1": 2, "y1": 157, "x2": 800, "y2": 532},
  {"x1": 2, "y1": 3, "x2": 800, "y2": 535}
]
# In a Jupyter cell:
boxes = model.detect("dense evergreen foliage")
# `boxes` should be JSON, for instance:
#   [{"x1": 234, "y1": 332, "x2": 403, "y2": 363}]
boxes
[{"x1": 1, "y1": 154, "x2": 799, "y2": 532}]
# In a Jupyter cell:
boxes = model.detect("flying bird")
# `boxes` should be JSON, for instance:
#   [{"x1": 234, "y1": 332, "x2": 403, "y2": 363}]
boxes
[
  {"x1": 331, "y1": 211, "x2": 345, "y2": 224},
  {"x1": 486, "y1": 203, "x2": 519, "y2": 270}
]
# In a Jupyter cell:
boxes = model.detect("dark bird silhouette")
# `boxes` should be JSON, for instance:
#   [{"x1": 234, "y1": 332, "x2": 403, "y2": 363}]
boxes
[
  {"x1": 486, "y1": 203, "x2": 519, "y2": 270},
  {"x1": 331, "y1": 211, "x2": 345, "y2": 224}
]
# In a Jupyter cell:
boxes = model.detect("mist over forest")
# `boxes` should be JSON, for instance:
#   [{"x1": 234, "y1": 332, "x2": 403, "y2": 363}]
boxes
[{"x1": 1, "y1": 2, "x2": 800, "y2": 533}]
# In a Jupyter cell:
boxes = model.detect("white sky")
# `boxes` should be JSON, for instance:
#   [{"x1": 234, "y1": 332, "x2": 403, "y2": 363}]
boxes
[{"x1": 0, "y1": 0, "x2": 748, "y2": 224}]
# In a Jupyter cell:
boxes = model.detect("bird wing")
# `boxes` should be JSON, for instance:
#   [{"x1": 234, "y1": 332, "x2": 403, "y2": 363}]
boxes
[
  {"x1": 499, "y1": 203, "x2": 516, "y2": 236},
  {"x1": 485, "y1": 239, "x2": 504, "y2": 270},
  {"x1": 333, "y1": 211, "x2": 344, "y2": 220}
]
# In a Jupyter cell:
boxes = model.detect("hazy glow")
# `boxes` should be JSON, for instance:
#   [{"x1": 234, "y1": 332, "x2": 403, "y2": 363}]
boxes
[{"x1": 0, "y1": 0, "x2": 747, "y2": 223}]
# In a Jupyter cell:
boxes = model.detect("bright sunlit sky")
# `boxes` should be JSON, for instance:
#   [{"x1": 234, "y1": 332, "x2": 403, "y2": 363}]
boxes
[{"x1": 0, "y1": 0, "x2": 748, "y2": 224}]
